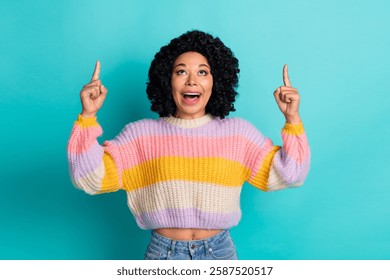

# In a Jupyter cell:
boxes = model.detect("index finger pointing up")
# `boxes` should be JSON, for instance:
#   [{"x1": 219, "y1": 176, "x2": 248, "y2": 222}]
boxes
[
  {"x1": 91, "y1": 60, "x2": 101, "y2": 82},
  {"x1": 283, "y1": 64, "x2": 292, "y2": 87}
]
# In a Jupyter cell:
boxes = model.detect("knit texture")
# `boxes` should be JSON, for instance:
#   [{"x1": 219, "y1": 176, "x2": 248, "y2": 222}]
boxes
[{"x1": 67, "y1": 114, "x2": 310, "y2": 229}]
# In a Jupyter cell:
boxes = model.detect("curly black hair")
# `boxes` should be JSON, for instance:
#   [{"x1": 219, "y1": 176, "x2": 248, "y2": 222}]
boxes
[{"x1": 146, "y1": 30, "x2": 240, "y2": 118}]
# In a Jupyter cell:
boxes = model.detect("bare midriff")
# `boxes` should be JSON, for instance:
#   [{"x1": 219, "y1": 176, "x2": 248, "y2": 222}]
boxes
[{"x1": 155, "y1": 228, "x2": 222, "y2": 241}]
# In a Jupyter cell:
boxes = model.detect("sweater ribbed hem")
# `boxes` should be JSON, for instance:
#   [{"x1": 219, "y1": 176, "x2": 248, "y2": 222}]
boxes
[
  {"x1": 76, "y1": 114, "x2": 99, "y2": 128},
  {"x1": 282, "y1": 121, "x2": 304, "y2": 135}
]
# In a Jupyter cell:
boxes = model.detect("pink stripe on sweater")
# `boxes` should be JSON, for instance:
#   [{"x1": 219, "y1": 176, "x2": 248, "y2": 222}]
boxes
[
  {"x1": 67, "y1": 124, "x2": 103, "y2": 154},
  {"x1": 281, "y1": 132, "x2": 310, "y2": 164},
  {"x1": 110, "y1": 134, "x2": 275, "y2": 175}
]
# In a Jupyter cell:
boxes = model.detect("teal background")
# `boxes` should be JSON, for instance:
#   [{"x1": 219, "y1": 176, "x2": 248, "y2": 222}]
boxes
[{"x1": 1, "y1": 0, "x2": 389, "y2": 260}]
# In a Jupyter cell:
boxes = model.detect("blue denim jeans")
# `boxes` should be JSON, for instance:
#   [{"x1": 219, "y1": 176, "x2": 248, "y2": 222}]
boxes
[{"x1": 144, "y1": 229, "x2": 238, "y2": 260}]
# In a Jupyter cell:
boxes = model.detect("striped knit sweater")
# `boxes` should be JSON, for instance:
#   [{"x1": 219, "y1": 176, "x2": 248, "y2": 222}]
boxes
[{"x1": 67, "y1": 114, "x2": 310, "y2": 230}]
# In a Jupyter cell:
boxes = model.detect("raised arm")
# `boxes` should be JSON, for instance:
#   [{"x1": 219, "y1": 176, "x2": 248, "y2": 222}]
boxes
[
  {"x1": 67, "y1": 62, "x2": 120, "y2": 195},
  {"x1": 269, "y1": 65, "x2": 310, "y2": 190},
  {"x1": 248, "y1": 65, "x2": 310, "y2": 191}
]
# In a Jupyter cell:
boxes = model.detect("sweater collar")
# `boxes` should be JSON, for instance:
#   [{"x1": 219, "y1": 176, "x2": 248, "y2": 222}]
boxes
[{"x1": 163, "y1": 114, "x2": 215, "y2": 128}]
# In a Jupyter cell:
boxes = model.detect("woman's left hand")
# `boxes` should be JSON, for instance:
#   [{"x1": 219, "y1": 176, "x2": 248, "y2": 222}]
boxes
[{"x1": 273, "y1": 65, "x2": 301, "y2": 124}]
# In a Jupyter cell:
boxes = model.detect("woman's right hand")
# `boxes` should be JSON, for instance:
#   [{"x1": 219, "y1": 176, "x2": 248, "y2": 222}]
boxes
[{"x1": 80, "y1": 61, "x2": 108, "y2": 118}]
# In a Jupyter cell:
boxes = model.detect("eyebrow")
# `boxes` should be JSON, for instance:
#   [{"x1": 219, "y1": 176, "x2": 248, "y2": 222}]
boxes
[{"x1": 173, "y1": 63, "x2": 210, "y2": 69}]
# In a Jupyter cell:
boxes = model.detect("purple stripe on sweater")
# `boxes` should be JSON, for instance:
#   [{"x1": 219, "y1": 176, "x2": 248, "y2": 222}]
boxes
[
  {"x1": 134, "y1": 208, "x2": 241, "y2": 230},
  {"x1": 272, "y1": 150, "x2": 311, "y2": 184},
  {"x1": 68, "y1": 142, "x2": 104, "y2": 180}
]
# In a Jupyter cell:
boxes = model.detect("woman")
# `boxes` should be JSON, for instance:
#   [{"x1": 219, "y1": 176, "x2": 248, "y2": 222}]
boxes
[{"x1": 67, "y1": 30, "x2": 310, "y2": 260}]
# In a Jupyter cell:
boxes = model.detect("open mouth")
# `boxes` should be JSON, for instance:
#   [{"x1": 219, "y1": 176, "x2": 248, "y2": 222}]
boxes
[{"x1": 182, "y1": 93, "x2": 201, "y2": 99}]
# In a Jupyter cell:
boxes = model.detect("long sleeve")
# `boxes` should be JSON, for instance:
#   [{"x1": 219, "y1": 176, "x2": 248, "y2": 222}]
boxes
[
  {"x1": 247, "y1": 122, "x2": 310, "y2": 191},
  {"x1": 67, "y1": 115, "x2": 120, "y2": 195},
  {"x1": 66, "y1": 115, "x2": 310, "y2": 229}
]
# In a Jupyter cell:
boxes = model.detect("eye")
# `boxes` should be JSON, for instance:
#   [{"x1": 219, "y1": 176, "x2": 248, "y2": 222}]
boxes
[
  {"x1": 198, "y1": 69, "x2": 208, "y2": 76},
  {"x1": 176, "y1": 69, "x2": 186, "y2": 75}
]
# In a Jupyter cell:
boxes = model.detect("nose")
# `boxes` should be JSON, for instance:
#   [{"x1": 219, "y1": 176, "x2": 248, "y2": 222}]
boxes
[{"x1": 186, "y1": 73, "x2": 197, "y2": 86}]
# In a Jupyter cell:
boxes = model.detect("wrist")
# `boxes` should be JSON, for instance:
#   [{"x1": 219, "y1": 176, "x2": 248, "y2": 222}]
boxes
[
  {"x1": 285, "y1": 114, "x2": 301, "y2": 124},
  {"x1": 80, "y1": 112, "x2": 96, "y2": 118}
]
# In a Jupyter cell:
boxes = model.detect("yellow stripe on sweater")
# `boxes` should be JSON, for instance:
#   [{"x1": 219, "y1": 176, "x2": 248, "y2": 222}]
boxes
[
  {"x1": 249, "y1": 146, "x2": 281, "y2": 191},
  {"x1": 122, "y1": 157, "x2": 251, "y2": 191},
  {"x1": 282, "y1": 122, "x2": 305, "y2": 135},
  {"x1": 75, "y1": 114, "x2": 100, "y2": 128},
  {"x1": 99, "y1": 152, "x2": 120, "y2": 193}
]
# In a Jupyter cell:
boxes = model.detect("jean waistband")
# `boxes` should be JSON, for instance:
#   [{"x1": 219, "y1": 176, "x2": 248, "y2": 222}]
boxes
[{"x1": 150, "y1": 229, "x2": 230, "y2": 251}]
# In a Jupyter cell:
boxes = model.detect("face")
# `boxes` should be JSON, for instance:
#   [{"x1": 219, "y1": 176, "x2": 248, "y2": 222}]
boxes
[{"x1": 171, "y1": 51, "x2": 213, "y2": 119}]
